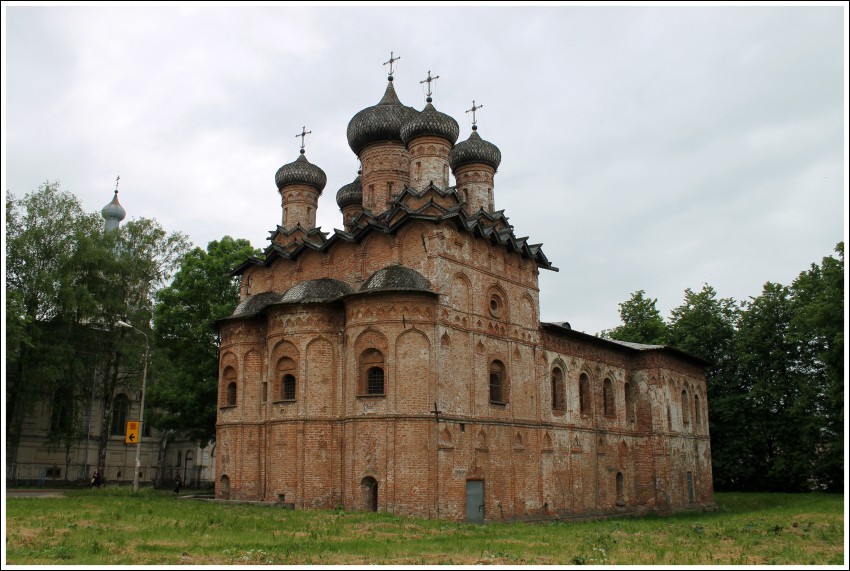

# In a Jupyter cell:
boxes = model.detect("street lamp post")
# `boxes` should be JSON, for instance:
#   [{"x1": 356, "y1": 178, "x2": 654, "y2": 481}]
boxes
[{"x1": 117, "y1": 320, "x2": 149, "y2": 492}]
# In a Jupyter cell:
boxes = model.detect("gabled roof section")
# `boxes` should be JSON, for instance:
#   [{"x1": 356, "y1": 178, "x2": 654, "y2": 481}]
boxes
[
  {"x1": 541, "y1": 322, "x2": 711, "y2": 367},
  {"x1": 230, "y1": 185, "x2": 558, "y2": 275},
  {"x1": 267, "y1": 224, "x2": 329, "y2": 251}
]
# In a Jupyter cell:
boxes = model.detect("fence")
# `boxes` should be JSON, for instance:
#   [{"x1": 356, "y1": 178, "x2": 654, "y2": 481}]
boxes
[{"x1": 6, "y1": 462, "x2": 214, "y2": 489}]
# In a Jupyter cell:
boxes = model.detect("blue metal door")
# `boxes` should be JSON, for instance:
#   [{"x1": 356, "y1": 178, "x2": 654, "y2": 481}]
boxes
[{"x1": 466, "y1": 480, "x2": 484, "y2": 523}]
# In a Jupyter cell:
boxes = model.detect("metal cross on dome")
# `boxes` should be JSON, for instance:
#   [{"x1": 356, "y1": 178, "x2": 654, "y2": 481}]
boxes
[
  {"x1": 420, "y1": 70, "x2": 439, "y2": 98},
  {"x1": 295, "y1": 126, "x2": 311, "y2": 152},
  {"x1": 383, "y1": 51, "x2": 401, "y2": 77},
  {"x1": 114, "y1": 175, "x2": 120, "y2": 193},
  {"x1": 466, "y1": 100, "x2": 483, "y2": 127}
]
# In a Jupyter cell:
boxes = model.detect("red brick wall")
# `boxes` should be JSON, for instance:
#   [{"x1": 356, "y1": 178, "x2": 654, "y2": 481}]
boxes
[{"x1": 216, "y1": 220, "x2": 714, "y2": 521}]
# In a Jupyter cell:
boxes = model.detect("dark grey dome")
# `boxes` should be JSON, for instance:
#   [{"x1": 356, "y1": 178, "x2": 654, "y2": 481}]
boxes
[
  {"x1": 275, "y1": 151, "x2": 327, "y2": 193},
  {"x1": 360, "y1": 264, "x2": 432, "y2": 293},
  {"x1": 336, "y1": 173, "x2": 362, "y2": 209},
  {"x1": 231, "y1": 291, "x2": 284, "y2": 318},
  {"x1": 448, "y1": 128, "x2": 502, "y2": 172},
  {"x1": 280, "y1": 278, "x2": 353, "y2": 303},
  {"x1": 400, "y1": 102, "x2": 460, "y2": 145},
  {"x1": 347, "y1": 81, "x2": 419, "y2": 155}
]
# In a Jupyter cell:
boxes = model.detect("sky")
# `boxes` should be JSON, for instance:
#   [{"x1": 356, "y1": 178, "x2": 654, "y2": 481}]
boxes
[{"x1": 3, "y1": 2, "x2": 848, "y2": 335}]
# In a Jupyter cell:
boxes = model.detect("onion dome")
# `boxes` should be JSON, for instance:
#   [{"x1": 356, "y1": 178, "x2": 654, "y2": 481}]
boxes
[
  {"x1": 101, "y1": 190, "x2": 126, "y2": 229},
  {"x1": 360, "y1": 264, "x2": 432, "y2": 293},
  {"x1": 347, "y1": 80, "x2": 418, "y2": 155},
  {"x1": 274, "y1": 150, "x2": 327, "y2": 193},
  {"x1": 281, "y1": 278, "x2": 353, "y2": 303},
  {"x1": 448, "y1": 126, "x2": 502, "y2": 172},
  {"x1": 400, "y1": 99, "x2": 459, "y2": 145},
  {"x1": 336, "y1": 170, "x2": 363, "y2": 209}
]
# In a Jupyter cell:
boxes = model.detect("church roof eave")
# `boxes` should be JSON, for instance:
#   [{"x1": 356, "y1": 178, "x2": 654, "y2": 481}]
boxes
[{"x1": 227, "y1": 205, "x2": 558, "y2": 276}]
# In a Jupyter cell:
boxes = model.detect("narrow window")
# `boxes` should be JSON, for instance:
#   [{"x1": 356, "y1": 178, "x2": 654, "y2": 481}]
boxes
[
  {"x1": 110, "y1": 394, "x2": 129, "y2": 435},
  {"x1": 625, "y1": 382, "x2": 636, "y2": 422},
  {"x1": 579, "y1": 373, "x2": 591, "y2": 415},
  {"x1": 681, "y1": 390, "x2": 690, "y2": 426},
  {"x1": 262, "y1": 381, "x2": 268, "y2": 403},
  {"x1": 282, "y1": 374, "x2": 296, "y2": 401},
  {"x1": 616, "y1": 472, "x2": 625, "y2": 506},
  {"x1": 603, "y1": 378, "x2": 615, "y2": 417},
  {"x1": 222, "y1": 366, "x2": 237, "y2": 407},
  {"x1": 489, "y1": 360, "x2": 506, "y2": 404},
  {"x1": 226, "y1": 382, "x2": 237, "y2": 407},
  {"x1": 551, "y1": 367, "x2": 565, "y2": 411},
  {"x1": 50, "y1": 389, "x2": 74, "y2": 436},
  {"x1": 694, "y1": 394, "x2": 701, "y2": 427}
]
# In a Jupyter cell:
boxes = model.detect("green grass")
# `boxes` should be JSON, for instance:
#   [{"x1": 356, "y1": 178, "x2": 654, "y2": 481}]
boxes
[{"x1": 4, "y1": 488, "x2": 845, "y2": 565}]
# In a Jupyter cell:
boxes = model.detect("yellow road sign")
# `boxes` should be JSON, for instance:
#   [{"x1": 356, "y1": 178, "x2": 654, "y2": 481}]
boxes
[{"x1": 125, "y1": 421, "x2": 140, "y2": 444}]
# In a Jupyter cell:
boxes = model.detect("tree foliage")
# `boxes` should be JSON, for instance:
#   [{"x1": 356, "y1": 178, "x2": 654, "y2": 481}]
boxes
[
  {"x1": 601, "y1": 244, "x2": 844, "y2": 492},
  {"x1": 5, "y1": 182, "x2": 190, "y2": 477},
  {"x1": 600, "y1": 290, "x2": 668, "y2": 344},
  {"x1": 147, "y1": 237, "x2": 260, "y2": 446}
]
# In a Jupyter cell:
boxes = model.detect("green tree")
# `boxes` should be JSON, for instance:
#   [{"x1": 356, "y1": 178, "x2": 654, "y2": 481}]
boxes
[
  {"x1": 5, "y1": 182, "x2": 103, "y2": 478},
  {"x1": 5, "y1": 182, "x2": 190, "y2": 479},
  {"x1": 87, "y1": 217, "x2": 190, "y2": 473},
  {"x1": 148, "y1": 237, "x2": 260, "y2": 448},
  {"x1": 788, "y1": 242, "x2": 844, "y2": 491},
  {"x1": 601, "y1": 290, "x2": 669, "y2": 344},
  {"x1": 667, "y1": 284, "x2": 743, "y2": 490},
  {"x1": 735, "y1": 282, "x2": 820, "y2": 491}
]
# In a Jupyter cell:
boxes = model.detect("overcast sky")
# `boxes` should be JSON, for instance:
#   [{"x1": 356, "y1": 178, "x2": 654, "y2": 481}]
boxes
[{"x1": 3, "y1": 3, "x2": 847, "y2": 335}]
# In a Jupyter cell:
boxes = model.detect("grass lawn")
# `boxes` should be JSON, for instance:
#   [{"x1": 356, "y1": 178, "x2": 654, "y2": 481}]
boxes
[{"x1": 4, "y1": 488, "x2": 845, "y2": 565}]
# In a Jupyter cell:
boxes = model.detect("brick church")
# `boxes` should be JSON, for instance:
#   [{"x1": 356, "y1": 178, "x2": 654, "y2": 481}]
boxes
[{"x1": 214, "y1": 58, "x2": 714, "y2": 522}]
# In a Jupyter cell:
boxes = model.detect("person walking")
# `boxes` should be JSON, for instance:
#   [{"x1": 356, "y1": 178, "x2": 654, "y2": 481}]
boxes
[
  {"x1": 173, "y1": 473, "x2": 182, "y2": 495},
  {"x1": 91, "y1": 468, "x2": 102, "y2": 488}
]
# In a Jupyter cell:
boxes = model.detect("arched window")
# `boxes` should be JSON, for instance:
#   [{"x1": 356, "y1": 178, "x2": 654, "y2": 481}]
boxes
[
  {"x1": 110, "y1": 394, "x2": 129, "y2": 435},
  {"x1": 282, "y1": 375, "x2": 296, "y2": 401},
  {"x1": 489, "y1": 360, "x2": 506, "y2": 404},
  {"x1": 603, "y1": 378, "x2": 615, "y2": 417},
  {"x1": 360, "y1": 349, "x2": 385, "y2": 396},
  {"x1": 624, "y1": 382, "x2": 636, "y2": 422},
  {"x1": 579, "y1": 373, "x2": 591, "y2": 415},
  {"x1": 681, "y1": 390, "x2": 690, "y2": 426},
  {"x1": 694, "y1": 394, "x2": 701, "y2": 427},
  {"x1": 551, "y1": 367, "x2": 566, "y2": 411},
  {"x1": 276, "y1": 357, "x2": 297, "y2": 401},
  {"x1": 222, "y1": 366, "x2": 237, "y2": 407}
]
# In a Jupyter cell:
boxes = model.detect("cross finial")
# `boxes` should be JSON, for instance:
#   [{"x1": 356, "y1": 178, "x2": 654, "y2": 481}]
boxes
[
  {"x1": 114, "y1": 175, "x2": 120, "y2": 194},
  {"x1": 420, "y1": 70, "x2": 439, "y2": 102},
  {"x1": 383, "y1": 51, "x2": 401, "y2": 80},
  {"x1": 295, "y1": 126, "x2": 311, "y2": 154},
  {"x1": 466, "y1": 100, "x2": 483, "y2": 130}
]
